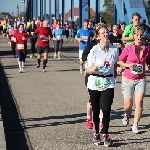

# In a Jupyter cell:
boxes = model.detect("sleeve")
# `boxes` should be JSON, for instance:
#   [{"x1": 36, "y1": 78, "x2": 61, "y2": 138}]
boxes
[
  {"x1": 90, "y1": 31, "x2": 94, "y2": 38},
  {"x1": 86, "y1": 47, "x2": 95, "y2": 68},
  {"x1": 109, "y1": 34, "x2": 112, "y2": 44},
  {"x1": 34, "y1": 27, "x2": 39, "y2": 34},
  {"x1": 82, "y1": 42, "x2": 93, "y2": 61},
  {"x1": 122, "y1": 25, "x2": 131, "y2": 37},
  {"x1": 76, "y1": 29, "x2": 80, "y2": 38},
  {"x1": 119, "y1": 46, "x2": 129, "y2": 62}
]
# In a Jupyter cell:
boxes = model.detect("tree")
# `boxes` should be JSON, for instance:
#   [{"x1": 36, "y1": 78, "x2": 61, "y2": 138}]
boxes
[{"x1": 101, "y1": 0, "x2": 114, "y2": 23}]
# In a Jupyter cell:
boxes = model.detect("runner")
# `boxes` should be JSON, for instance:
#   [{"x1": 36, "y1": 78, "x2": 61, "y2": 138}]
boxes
[
  {"x1": 9, "y1": 22, "x2": 18, "y2": 58},
  {"x1": 118, "y1": 26, "x2": 150, "y2": 133},
  {"x1": 34, "y1": 20, "x2": 53, "y2": 72},
  {"x1": 75, "y1": 19, "x2": 94, "y2": 74},
  {"x1": 53, "y1": 23, "x2": 65, "y2": 60},
  {"x1": 28, "y1": 20, "x2": 37, "y2": 58},
  {"x1": 109, "y1": 25, "x2": 124, "y2": 82},
  {"x1": 122, "y1": 13, "x2": 141, "y2": 46},
  {"x1": 86, "y1": 25, "x2": 118, "y2": 147},
  {"x1": 64, "y1": 21, "x2": 70, "y2": 43},
  {"x1": 82, "y1": 23, "x2": 103, "y2": 130},
  {"x1": 14, "y1": 24, "x2": 29, "y2": 73},
  {"x1": 2, "y1": 19, "x2": 7, "y2": 37}
]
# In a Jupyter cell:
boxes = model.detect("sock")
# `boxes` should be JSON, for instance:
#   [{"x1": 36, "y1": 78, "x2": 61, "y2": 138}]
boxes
[
  {"x1": 18, "y1": 61, "x2": 22, "y2": 70},
  {"x1": 37, "y1": 59, "x2": 41, "y2": 64},
  {"x1": 43, "y1": 59, "x2": 46, "y2": 69},
  {"x1": 22, "y1": 61, "x2": 24, "y2": 69}
]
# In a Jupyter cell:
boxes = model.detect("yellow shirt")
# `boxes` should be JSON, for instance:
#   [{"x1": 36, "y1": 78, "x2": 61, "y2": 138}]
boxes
[
  {"x1": 27, "y1": 22, "x2": 31, "y2": 28},
  {"x1": 2, "y1": 21, "x2": 6, "y2": 29}
]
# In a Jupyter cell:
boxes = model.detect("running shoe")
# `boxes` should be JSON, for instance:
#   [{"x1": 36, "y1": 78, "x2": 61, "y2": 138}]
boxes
[
  {"x1": 30, "y1": 55, "x2": 33, "y2": 58},
  {"x1": 19, "y1": 70, "x2": 22, "y2": 73},
  {"x1": 122, "y1": 114, "x2": 129, "y2": 126},
  {"x1": 93, "y1": 133, "x2": 103, "y2": 145},
  {"x1": 37, "y1": 63, "x2": 40, "y2": 68},
  {"x1": 103, "y1": 134, "x2": 113, "y2": 147},
  {"x1": 132, "y1": 125, "x2": 140, "y2": 134},
  {"x1": 86, "y1": 118, "x2": 93, "y2": 129},
  {"x1": 22, "y1": 69, "x2": 25, "y2": 73},
  {"x1": 58, "y1": 57, "x2": 61, "y2": 60},
  {"x1": 99, "y1": 123, "x2": 103, "y2": 133},
  {"x1": 42, "y1": 69, "x2": 46, "y2": 72},
  {"x1": 54, "y1": 53, "x2": 56, "y2": 58}
]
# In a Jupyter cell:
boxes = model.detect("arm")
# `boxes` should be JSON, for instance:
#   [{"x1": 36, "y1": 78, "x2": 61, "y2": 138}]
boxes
[
  {"x1": 82, "y1": 42, "x2": 94, "y2": 61},
  {"x1": 75, "y1": 29, "x2": 81, "y2": 43},
  {"x1": 86, "y1": 46, "x2": 99, "y2": 73},
  {"x1": 118, "y1": 47, "x2": 131, "y2": 68}
]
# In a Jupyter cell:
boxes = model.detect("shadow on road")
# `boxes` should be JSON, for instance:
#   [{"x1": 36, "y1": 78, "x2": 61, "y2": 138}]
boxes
[{"x1": 0, "y1": 63, "x2": 32, "y2": 150}]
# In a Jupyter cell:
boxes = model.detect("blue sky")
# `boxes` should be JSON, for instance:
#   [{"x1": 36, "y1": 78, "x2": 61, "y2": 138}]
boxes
[{"x1": 0, "y1": 0, "x2": 104, "y2": 15}]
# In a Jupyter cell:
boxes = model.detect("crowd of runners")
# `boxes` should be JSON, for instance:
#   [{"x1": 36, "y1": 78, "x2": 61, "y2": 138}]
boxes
[{"x1": 0, "y1": 12, "x2": 150, "y2": 147}]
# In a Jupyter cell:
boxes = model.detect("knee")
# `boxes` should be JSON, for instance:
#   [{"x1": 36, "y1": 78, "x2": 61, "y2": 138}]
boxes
[{"x1": 136, "y1": 100, "x2": 143, "y2": 107}]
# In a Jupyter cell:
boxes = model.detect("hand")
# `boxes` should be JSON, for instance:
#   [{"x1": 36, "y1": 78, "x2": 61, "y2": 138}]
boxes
[
  {"x1": 145, "y1": 65, "x2": 150, "y2": 71},
  {"x1": 117, "y1": 67, "x2": 123, "y2": 74},
  {"x1": 118, "y1": 44, "x2": 122, "y2": 48},
  {"x1": 40, "y1": 35, "x2": 44, "y2": 38},
  {"x1": 127, "y1": 63, "x2": 135, "y2": 69},
  {"x1": 22, "y1": 37, "x2": 25, "y2": 40},
  {"x1": 91, "y1": 65, "x2": 99, "y2": 72}
]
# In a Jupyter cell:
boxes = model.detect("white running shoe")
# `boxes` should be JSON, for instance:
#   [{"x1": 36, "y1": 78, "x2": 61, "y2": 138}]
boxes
[
  {"x1": 58, "y1": 57, "x2": 61, "y2": 60},
  {"x1": 19, "y1": 70, "x2": 22, "y2": 73},
  {"x1": 54, "y1": 53, "x2": 56, "y2": 58},
  {"x1": 42, "y1": 69, "x2": 46, "y2": 72}
]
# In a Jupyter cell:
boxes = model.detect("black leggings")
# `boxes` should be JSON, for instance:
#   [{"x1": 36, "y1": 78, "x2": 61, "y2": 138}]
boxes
[
  {"x1": 11, "y1": 41, "x2": 16, "y2": 56},
  {"x1": 30, "y1": 38, "x2": 37, "y2": 54},
  {"x1": 88, "y1": 88, "x2": 114, "y2": 134},
  {"x1": 54, "y1": 40, "x2": 63, "y2": 52}
]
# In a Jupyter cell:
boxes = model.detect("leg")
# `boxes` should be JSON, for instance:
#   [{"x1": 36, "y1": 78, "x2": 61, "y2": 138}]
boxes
[
  {"x1": 79, "y1": 50, "x2": 84, "y2": 74},
  {"x1": 54, "y1": 40, "x2": 58, "y2": 58},
  {"x1": 43, "y1": 47, "x2": 49, "y2": 71},
  {"x1": 88, "y1": 89, "x2": 100, "y2": 134},
  {"x1": 100, "y1": 88, "x2": 114, "y2": 147},
  {"x1": 30, "y1": 38, "x2": 34, "y2": 58},
  {"x1": 37, "y1": 46, "x2": 42, "y2": 68},
  {"x1": 16, "y1": 50, "x2": 22, "y2": 72},
  {"x1": 132, "y1": 79, "x2": 146, "y2": 133},
  {"x1": 122, "y1": 79, "x2": 134, "y2": 126},
  {"x1": 58, "y1": 40, "x2": 63, "y2": 60}
]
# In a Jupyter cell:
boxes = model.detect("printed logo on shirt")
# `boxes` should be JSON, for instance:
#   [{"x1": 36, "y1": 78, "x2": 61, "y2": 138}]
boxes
[
  {"x1": 99, "y1": 60, "x2": 111, "y2": 73},
  {"x1": 82, "y1": 36, "x2": 88, "y2": 41},
  {"x1": 56, "y1": 36, "x2": 62, "y2": 40},
  {"x1": 131, "y1": 64, "x2": 143, "y2": 74}
]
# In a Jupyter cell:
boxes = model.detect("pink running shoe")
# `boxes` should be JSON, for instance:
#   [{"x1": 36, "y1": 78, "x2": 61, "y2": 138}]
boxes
[{"x1": 86, "y1": 118, "x2": 93, "y2": 129}]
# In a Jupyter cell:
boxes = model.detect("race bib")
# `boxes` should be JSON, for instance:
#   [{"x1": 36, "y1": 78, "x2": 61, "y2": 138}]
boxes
[
  {"x1": 56, "y1": 36, "x2": 62, "y2": 40},
  {"x1": 94, "y1": 77, "x2": 110, "y2": 89},
  {"x1": 82, "y1": 36, "x2": 88, "y2": 41},
  {"x1": 17, "y1": 44, "x2": 24, "y2": 49},
  {"x1": 131, "y1": 64, "x2": 143, "y2": 74},
  {"x1": 113, "y1": 43, "x2": 120, "y2": 47}
]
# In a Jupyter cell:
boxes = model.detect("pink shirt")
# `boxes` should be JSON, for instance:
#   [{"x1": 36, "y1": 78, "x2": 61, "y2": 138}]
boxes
[{"x1": 119, "y1": 43, "x2": 150, "y2": 80}]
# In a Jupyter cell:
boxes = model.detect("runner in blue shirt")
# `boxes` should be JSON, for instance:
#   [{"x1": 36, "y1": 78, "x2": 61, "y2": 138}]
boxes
[
  {"x1": 75, "y1": 19, "x2": 94, "y2": 74},
  {"x1": 53, "y1": 23, "x2": 65, "y2": 60}
]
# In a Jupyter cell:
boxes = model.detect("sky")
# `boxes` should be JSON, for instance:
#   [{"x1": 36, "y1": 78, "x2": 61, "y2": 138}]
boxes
[{"x1": 0, "y1": 0, "x2": 104, "y2": 16}]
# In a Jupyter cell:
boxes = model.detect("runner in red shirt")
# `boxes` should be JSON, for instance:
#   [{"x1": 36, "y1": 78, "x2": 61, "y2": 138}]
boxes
[
  {"x1": 64, "y1": 21, "x2": 70, "y2": 43},
  {"x1": 14, "y1": 24, "x2": 29, "y2": 73},
  {"x1": 34, "y1": 20, "x2": 53, "y2": 72}
]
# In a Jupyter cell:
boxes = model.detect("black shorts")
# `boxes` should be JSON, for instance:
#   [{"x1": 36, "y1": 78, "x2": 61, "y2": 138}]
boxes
[{"x1": 37, "y1": 46, "x2": 49, "y2": 54}]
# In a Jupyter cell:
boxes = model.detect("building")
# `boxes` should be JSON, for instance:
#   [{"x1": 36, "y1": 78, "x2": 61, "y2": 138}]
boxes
[{"x1": 65, "y1": 7, "x2": 95, "y2": 21}]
